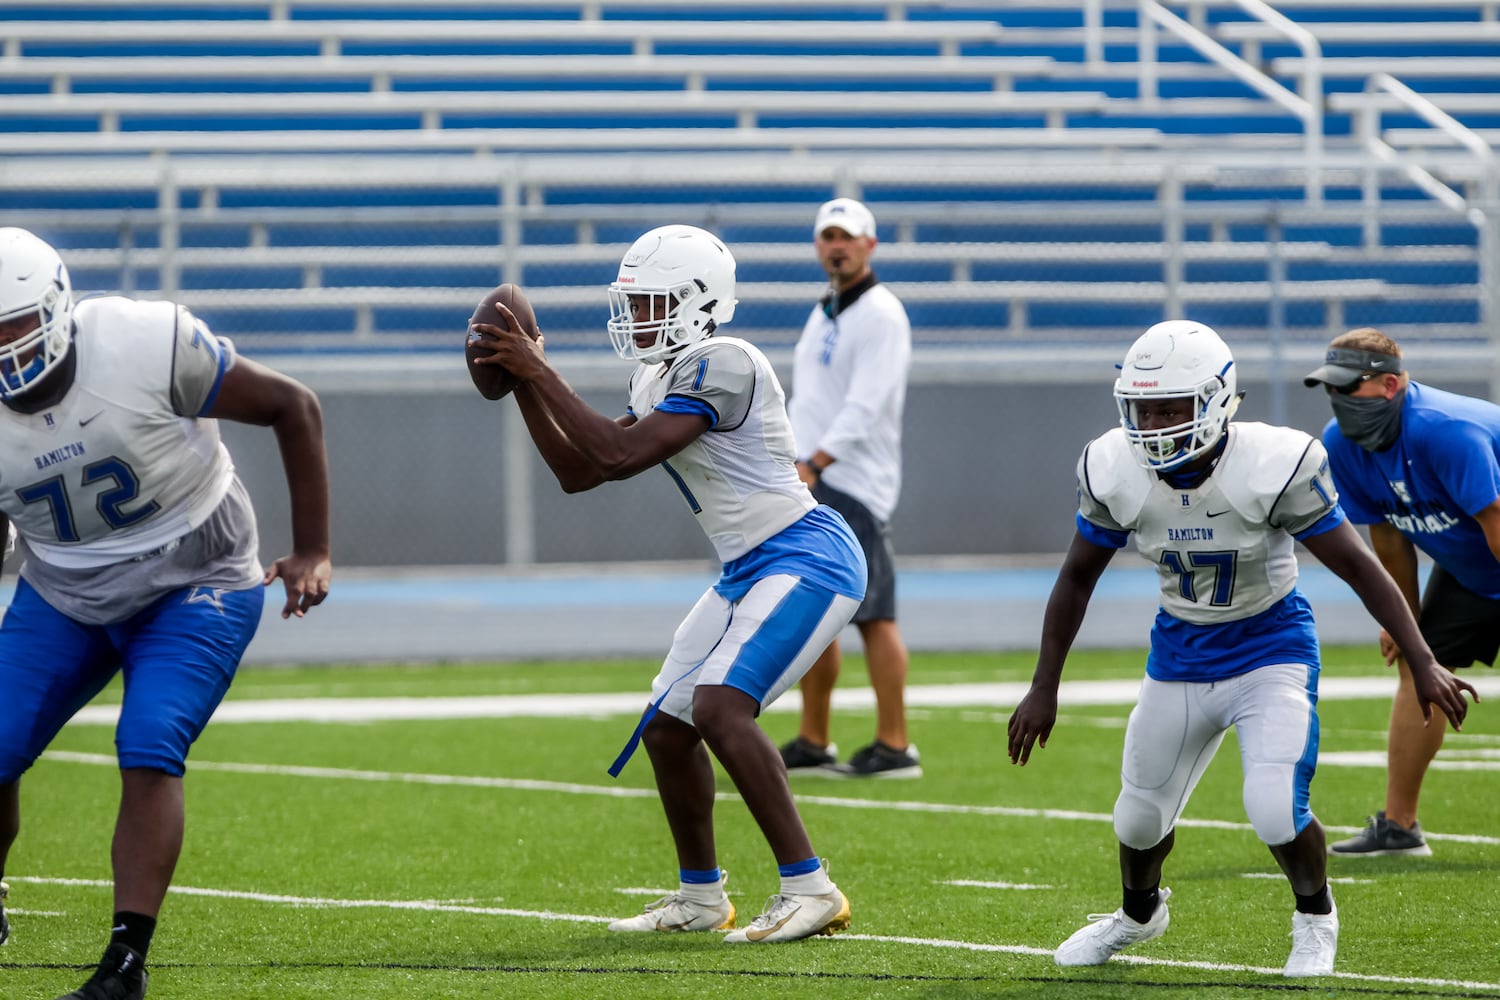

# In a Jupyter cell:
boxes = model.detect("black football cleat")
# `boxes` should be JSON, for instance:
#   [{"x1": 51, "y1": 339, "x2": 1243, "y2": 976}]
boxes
[
  {"x1": 58, "y1": 942, "x2": 148, "y2": 1000},
  {"x1": 1, "y1": 879, "x2": 10, "y2": 946}
]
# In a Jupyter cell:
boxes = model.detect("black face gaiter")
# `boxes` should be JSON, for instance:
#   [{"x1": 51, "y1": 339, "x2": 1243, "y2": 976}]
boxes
[{"x1": 1330, "y1": 387, "x2": 1406, "y2": 452}]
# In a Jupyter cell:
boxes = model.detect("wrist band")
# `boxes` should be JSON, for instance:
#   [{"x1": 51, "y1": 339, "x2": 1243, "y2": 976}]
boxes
[{"x1": 806, "y1": 457, "x2": 826, "y2": 476}]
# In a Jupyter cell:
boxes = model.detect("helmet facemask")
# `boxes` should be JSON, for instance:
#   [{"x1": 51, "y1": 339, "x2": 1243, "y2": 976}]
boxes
[
  {"x1": 607, "y1": 225, "x2": 737, "y2": 365},
  {"x1": 607, "y1": 279, "x2": 721, "y2": 365},
  {"x1": 0, "y1": 228, "x2": 75, "y2": 399},
  {"x1": 1114, "y1": 320, "x2": 1239, "y2": 471}
]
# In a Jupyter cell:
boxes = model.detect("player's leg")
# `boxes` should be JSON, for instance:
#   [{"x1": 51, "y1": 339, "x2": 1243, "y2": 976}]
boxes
[
  {"x1": 691, "y1": 572, "x2": 859, "y2": 943},
  {"x1": 1057, "y1": 678, "x2": 1225, "y2": 967},
  {"x1": 1232, "y1": 662, "x2": 1338, "y2": 977},
  {"x1": 609, "y1": 589, "x2": 735, "y2": 934},
  {"x1": 0, "y1": 580, "x2": 117, "y2": 954},
  {"x1": 65, "y1": 584, "x2": 263, "y2": 1000}
]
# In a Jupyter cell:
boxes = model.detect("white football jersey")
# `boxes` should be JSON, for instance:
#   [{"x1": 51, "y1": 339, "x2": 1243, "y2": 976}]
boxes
[
  {"x1": 628, "y1": 335, "x2": 816, "y2": 563},
  {"x1": 0, "y1": 296, "x2": 236, "y2": 569},
  {"x1": 1078, "y1": 422, "x2": 1338, "y2": 624}
]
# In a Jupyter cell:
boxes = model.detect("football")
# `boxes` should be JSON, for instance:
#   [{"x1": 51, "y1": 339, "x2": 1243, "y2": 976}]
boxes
[{"x1": 465, "y1": 283, "x2": 539, "y2": 400}]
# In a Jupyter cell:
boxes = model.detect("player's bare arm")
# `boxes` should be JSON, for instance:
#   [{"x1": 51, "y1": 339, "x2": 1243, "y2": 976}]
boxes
[
  {"x1": 511, "y1": 384, "x2": 642, "y2": 493},
  {"x1": 1301, "y1": 522, "x2": 1476, "y2": 729},
  {"x1": 206, "y1": 355, "x2": 331, "y2": 618},
  {"x1": 1008, "y1": 531, "x2": 1117, "y2": 765}
]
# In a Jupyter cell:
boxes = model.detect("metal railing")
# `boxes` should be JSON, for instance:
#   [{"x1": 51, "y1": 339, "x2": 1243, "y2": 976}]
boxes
[{"x1": 1138, "y1": 0, "x2": 1324, "y2": 203}]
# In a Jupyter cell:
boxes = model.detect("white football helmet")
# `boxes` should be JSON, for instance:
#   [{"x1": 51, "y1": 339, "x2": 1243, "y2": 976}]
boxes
[
  {"x1": 607, "y1": 225, "x2": 737, "y2": 364},
  {"x1": 1114, "y1": 319, "x2": 1240, "y2": 470},
  {"x1": 0, "y1": 227, "x2": 75, "y2": 399}
]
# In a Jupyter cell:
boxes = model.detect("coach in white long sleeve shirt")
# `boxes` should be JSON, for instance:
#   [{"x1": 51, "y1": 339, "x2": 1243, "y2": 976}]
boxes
[{"x1": 782, "y1": 197, "x2": 919, "y2": 778}]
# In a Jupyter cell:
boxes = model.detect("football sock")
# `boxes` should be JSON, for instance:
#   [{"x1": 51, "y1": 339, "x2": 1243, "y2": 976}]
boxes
[
  {"x1": 110, "y1": 911, "x2": 157, "y2": 958},
  {"x1": 1294, "y1": 884, "x2": 1334, "y2": 915},
  {"x1": 678, "y1": 867, "x2": 725, "y2": 905},
  {"x1": 779, "y1": 857, "x2": 834, "y2": 896},
  {"x1": 1122, "y1": 886, "x2": 1160, "y2": 924}
]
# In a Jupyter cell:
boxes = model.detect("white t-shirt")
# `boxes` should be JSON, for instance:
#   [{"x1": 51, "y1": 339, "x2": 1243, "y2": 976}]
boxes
[{"x1": 789, "y1": 279, "x2": 910, "y2": 522}]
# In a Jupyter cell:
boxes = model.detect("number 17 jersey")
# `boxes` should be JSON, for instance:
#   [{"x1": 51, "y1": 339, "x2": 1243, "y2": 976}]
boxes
[{"x1": 1076, "y1": 422, "x2": 1345, "y2": 681}]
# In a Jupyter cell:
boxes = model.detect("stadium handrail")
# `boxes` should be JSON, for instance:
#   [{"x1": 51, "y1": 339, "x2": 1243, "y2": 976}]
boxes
[{"x1": 1140, "y1": 0, "x2": 1323, "y2": 204}]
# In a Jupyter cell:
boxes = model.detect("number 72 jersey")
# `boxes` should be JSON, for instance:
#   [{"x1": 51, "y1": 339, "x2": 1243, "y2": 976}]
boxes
[
  {"x1": 1078, "y1": 422, "x2": 1340, "y2": 625},
  {"x1": 0, "y1": 296, "x2": 235, "y2": 570}
]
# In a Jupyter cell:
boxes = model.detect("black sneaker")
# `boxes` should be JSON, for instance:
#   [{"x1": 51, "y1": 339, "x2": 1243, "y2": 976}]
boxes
[
  {"x1": 0, "y1": 879, "x2": 10, "y2": 946},
  {"x1": 59, "y1": 942, "x2": 149, "y2": 1000},
  {"x1": 838, "y1": 741, "x2": 923, "y2": 779},
  {"x1": 1329, "y1": 811, "x2": 1432, "y2": 858},
  {"x1": 779, "y1": 737, "x2": 839, "y2": 771}
]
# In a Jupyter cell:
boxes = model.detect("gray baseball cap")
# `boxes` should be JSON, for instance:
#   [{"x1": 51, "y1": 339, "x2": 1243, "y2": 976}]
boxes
[{"x1": 1303, "y1": 347, "x2": 1404, "y2": 388}]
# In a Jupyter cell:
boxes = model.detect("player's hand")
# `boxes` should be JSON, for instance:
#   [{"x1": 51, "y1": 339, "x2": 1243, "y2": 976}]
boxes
[
  {"x1": 470, "y1": 301, "x2": 546, "y2": 380},
  {"x1": 1378, "y1": 627, "x2": 1401, "y2": 666},
  {"x1": 264, "y1": 551, "x2": 332, "y2": 619},
  {"x1": 1409, "y1": 656, "x2": 1479, "y2": 732},
  {"x1": 1007, "y1": 687, "x2": 1059, "y2": 765}
]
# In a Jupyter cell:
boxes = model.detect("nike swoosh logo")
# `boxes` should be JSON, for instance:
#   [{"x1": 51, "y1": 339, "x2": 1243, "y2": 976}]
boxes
[
  {"x1": 746, "y1": 908, "x2": 799, "y2": 942},
  {"x1": 1206, "y1": 509, "x2": 1230, "y2": 518},
  {"x1": 80, "y1": 411, "x2": 105, "y2": 427}
]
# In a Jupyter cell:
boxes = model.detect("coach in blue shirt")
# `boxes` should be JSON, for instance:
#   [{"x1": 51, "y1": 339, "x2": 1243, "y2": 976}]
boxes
[{"x1": 1305, "y1": 327, "x2": 1497, "y2": 858}]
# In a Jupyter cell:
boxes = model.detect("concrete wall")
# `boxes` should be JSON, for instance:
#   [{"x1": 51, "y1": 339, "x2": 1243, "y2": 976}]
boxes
[{"x1": 220, "y1": 350, "x2": 1492, "y2": 568}]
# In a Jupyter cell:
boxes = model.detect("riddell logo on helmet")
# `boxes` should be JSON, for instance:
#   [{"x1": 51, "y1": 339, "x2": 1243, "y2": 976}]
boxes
[{"x1": 1132, "y1": 380, "x2": 1159, "y2": 387}]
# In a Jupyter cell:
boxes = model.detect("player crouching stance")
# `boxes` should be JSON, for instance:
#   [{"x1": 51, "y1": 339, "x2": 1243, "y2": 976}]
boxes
[
  {"x1": 469, "y1": 225, "x2": 865, "y2": 943},
  {"x1": 1006, "y1": 321, "x2": 1473, "y2": 976}
]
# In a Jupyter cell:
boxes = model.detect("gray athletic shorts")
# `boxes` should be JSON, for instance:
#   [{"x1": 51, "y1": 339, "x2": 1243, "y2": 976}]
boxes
[
  {"x1": 811, "y1": 480, "x2": 896, "y2": 624},
  {"x1": 1421, "y1": 564, "x2": 1500, "y2": 668}
]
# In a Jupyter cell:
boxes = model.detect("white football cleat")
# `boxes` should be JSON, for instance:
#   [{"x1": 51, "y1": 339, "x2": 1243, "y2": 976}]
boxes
[
  {"x1": 1283, "y1": 906, "x2": 1338, "y2": 977},
  {"x1": 1054, "y1": 887, "x2": 1172, "y2": 966},
  {"x1": 607, "y1": 886, "x2": 735, "y2": 934},
  {"x1": 723, "y1": 888, "x2": 851, "y2": 943}
]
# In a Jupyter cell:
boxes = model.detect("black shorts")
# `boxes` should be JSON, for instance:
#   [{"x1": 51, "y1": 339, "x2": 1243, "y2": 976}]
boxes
[
  {"x1": 1420, "y1": 563, "x2": 1500, "y2": 668},
  {"x1": 811, "y1": 480, "x2": 896, "y2": 624}
]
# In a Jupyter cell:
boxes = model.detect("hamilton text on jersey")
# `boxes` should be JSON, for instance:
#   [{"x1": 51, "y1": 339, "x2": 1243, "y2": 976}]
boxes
[{"x1": 33, "y1": 440, "x2": 87, "y2": 470}]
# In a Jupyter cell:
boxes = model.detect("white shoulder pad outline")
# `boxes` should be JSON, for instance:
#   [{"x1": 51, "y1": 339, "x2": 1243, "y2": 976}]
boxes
[
  {"x1": 1078, "y1": 427, "x2": 1153, "y2": 529},
  {"x1": 1216, "y1": 422, "x2": 1332, "y2": 527}
]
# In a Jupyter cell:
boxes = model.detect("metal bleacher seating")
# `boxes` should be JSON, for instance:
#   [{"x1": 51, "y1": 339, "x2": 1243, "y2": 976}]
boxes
[{"x1": 1, "y1": 2, "x2": 1493, "y2": 366}]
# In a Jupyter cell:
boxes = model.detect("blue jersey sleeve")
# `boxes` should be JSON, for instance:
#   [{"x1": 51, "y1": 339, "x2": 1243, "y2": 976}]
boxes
[{"x1": 1076, "y1": 511, "x2": 1130, "y2": 549}]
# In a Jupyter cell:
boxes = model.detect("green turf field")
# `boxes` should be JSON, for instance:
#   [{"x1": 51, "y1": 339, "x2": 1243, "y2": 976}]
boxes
[{"x1": 3, "y1": 648, "x2": 1497, "y2": 999}]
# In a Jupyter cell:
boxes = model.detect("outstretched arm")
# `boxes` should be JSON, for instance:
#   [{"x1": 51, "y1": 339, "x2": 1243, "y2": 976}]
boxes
[
  {"x1": 206, "y1": 356, "x2": 331, "y2": 619},
  {"x1": 1302, "y1": 520, "x2": 1476, "y2": 730},
  {"x1": 1007, "y1": 530, "x2": 1117, "y2": 765}
]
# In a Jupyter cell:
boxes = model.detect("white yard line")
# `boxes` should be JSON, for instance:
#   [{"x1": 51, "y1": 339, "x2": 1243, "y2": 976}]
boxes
[
  {"x1": 40, "y1": 750, "x2": 1500, "y2": 846},
  {"x1": 12, "y1": 876, "x2": 1500, "y2": 992},
  {"x1": 61, "y1": 675, "x2": 1500, "y2": 726}
]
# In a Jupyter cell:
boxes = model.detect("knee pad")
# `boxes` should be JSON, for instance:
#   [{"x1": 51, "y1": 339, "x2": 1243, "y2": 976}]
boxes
[
  {"x1": 1242, "y1": 762, "x2": 1302, "y2": 845},
  {"x1": 1114, "y1": 788, "x2": 1172, "y2": 850}
]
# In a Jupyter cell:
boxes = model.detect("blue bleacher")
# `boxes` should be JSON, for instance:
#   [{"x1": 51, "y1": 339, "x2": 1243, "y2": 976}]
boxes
[{"x1": 1, "y1": 1, "x2": 1491, "y2": 352}]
